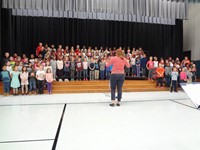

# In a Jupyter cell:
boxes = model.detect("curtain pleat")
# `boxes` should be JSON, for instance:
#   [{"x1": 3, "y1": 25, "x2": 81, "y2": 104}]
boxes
[{"x1": 2, "y1": 0, "x2": 189, "y2": 25}]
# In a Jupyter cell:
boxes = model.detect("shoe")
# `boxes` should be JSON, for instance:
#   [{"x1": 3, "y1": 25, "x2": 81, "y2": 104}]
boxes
[
  {"x1": 116, "y1": 103, "x2": 120, "y2": 106},
  {"x1": 109, "y1": 103, "x2": 115, "y2": 107},
  {"x1": 4, "y1": 93, "x2": 7, "y2": 96},
  {"x1": 7, "y1": 93, "x2": 9, "y2": 96},
  {"x1": 29, "y1": 92, "x2": 32, "y2": 95}
]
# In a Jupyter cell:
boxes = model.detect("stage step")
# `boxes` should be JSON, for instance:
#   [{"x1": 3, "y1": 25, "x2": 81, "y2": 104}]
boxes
[{"x1": 0, "y1": 80, "x2": 169, "y2": 94}]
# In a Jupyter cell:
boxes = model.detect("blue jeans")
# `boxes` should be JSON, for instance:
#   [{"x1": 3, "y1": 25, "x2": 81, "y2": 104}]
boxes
[
  {"x1": 171, "y1": 80, "x2": 177, "y2": 92},
  {"x1": 77, "y1": 71, "x2": 82, "y2": 80},
  {"x1": 29, "y1": 80, "x2": 36, "y2": 91},
  {"x1": 106, "y1": 70, "x2": 110, "y2": 80},
  {"x1": 165, "y1": 75, "x2": 171, "y2": 87},
  {"x1": 141, "y1": 67, "x2": 146, "y2": 77},
  {"x1": 3, "y1": 82, "x2": 10, "y2": 93},
  {"x1": 136, "y1": 65, "x2": 140, "y2": 77},
  {"x1": 110, "y1": 74, "x2": 125, "y2": 101},
  {"x1": 100, "y1": 70, "x2": 105, "y2": 80},
  {"x1": 132, "y1": 65, "x2": 136, "y2": 75},
  {"x1": 83, "y1": 69, "x2": 88, "y2": 78}
]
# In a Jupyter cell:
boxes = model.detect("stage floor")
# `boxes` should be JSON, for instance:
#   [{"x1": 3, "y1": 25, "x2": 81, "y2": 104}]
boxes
[{"x1": 0, "y1": 91, "x2": 200, "y2": 150}]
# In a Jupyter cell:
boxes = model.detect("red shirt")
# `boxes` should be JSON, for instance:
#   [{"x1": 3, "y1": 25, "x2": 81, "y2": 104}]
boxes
[
  {"x1": 36, "y1": 46, "x2": 42, "y2": 56},
  {"x1": 147, "y1": 61, "x2": 154, "y2": 69}
]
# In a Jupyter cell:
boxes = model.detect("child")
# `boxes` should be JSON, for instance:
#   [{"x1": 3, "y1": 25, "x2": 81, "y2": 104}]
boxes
[
  {"x1": 89, "y1": 57, "x2": 95, "y2": 80},
  {"x1": 11, "y1": 66, "x2": 20, "y2": 95},
  {"x1": 50, "y1": 56, "x2": 57, "y2": 80},
  {"x1": 180, "y1": 68, "x2": 187, "y2": 83},
  {"x1": 99, "y1": 59, "x2": 106, "y2": 80},
  {"x1": 6, "y1": 61, "x2": 12, "y2": 73},
  {"x1": 44, "y1": 61, "x2": 52, "y2": 73},
  {"x1": 94, "y1": 59, "x2": 99, "y2": 80},
  {"x1": 125, "y1": 57, "x2": 130, "y2": 76},
  {"x1": 57, "y1": 57, "x2": 64, "y2": 82},
  {"x1": 29, "y1": 70, "x2": 37, "y2": 95},
  {"x1": 36, "y1": 65, "x2": 46, "y2": 94},
  {"x1": 29, "y1": 54, "x2": 35, "y2": 65},
  {"x1": 153, "y1": 57, "x2": 159, "y2": 68},
  {"x1": 27, "y1": 63, "x2": 32, "y2": 73},
  {"x1": 187, "y1": 68, "x2": 193, "y2": 83},
  {"x1": 45, "y1": 68, "x2": 53, "y2": 94},
  {"x1": 164, "y1": 63, "x2": 172, "y2": 88},
  {"x1": 76, "y1": 58, "x2": 83, "y2": 81},
  {"x1": 156, "y1": 64, "x2": 165, "y2": 87},
  {"x1": 0, "y1": 65, "x2": 11, "y2": 96},
  {"x1": 82, "y1": 58, "x2": 89, "y2": 80},
  {"x1": 20, "y1": 66, "x2": 29, "y2": 95},
  {"x1": 191, "y1": 64, "x2": 197, "y2": 82},
  {"x1": 70, "y1": 57, "x2": 76, "y2": 81},
  {"x1": 170, "y1": 67, "x2": 179, "y2": 92},
  {"x1": 146, "y1": 56, "x2": 154, "y2": 81},
  {"x1": 131, "y1": 56, "x2": 136, "y2": 76},
  {"x1": 140, "y1": 54, "x2": 148, "y2": 77},
  {"x1": 136, "y1": 56, "x2": 141, "y2": 77},
  {"x1": 9, "y1": 56, "x2": 16, "y2": 69},
  {"x1": 18, "y1": 61, "x2": 23, "y2": 72},
  {"x1": 105, "y1": 58, "x2": 111, "y2": 80},
  {"x1": 63, "y1": 57, "x2": 70, "y2": 82}
]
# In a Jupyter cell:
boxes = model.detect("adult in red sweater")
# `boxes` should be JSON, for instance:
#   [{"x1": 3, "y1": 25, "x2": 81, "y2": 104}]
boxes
[{"x1": 106, "y1": 49, "x2": 130, "y2": 107}]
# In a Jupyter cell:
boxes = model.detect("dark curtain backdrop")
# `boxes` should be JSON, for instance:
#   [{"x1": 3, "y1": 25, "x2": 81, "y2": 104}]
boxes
[{"x1": 1, "y1": 8, "x2": 183, "y2": 59}]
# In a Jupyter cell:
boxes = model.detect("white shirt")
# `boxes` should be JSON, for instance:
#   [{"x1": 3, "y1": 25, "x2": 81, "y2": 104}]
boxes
[
  {"x1": 57, "y1": 60, "x2": 63, "y2": 70},
  {"x1": 36, "y1": 70, "x2": 45, "y2": 80},
  {"x1": 83, "y1": 61, "x2": 88, "y2": 70},
  {"x1": 131, "y1": 58, "x2": 136, "y2": 65},
  {"x1": 154, "y1": 61, "x2": 158, "y2": 68}
]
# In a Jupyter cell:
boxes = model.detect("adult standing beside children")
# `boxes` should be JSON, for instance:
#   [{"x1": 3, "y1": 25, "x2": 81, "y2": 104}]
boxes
[{"x1": 106, "y1": 49, "x2": 130, "y2": 107}]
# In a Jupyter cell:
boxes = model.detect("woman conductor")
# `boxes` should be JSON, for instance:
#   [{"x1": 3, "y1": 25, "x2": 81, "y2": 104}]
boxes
[{"x1": 106, "y1": 49, "x2": 130, "y2": 107}]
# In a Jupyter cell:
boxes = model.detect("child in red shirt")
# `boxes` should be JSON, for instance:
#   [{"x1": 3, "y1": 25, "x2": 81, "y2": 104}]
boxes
[
  {"x1": 146, "y1": 56, "x2": 154, "y2": 81},
  {"x1": 156, "y1": 63, "x2": 165, "y2": 87}
]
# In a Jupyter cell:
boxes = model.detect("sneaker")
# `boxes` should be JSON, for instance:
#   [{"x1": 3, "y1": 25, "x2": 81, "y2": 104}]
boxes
[
  {"x1": 59, "y1": 79, "x2": 63, "y2": 82},
  {"x1": 109, "y1": 103, "x2": 115, "y2": 107},
  {"x1": 116, "y1": 103, "x2": 120, "y2": 106},
  {"x1": 4, "y1": 93, "x2": 7, "y2": 96}
]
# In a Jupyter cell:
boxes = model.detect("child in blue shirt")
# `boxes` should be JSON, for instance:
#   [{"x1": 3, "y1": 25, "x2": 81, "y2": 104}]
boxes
[{"x1": 0, "y1": 65, "x2": 11, "y2": 96}]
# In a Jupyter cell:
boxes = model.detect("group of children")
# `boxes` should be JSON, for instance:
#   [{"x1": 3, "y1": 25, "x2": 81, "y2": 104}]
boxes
[
  {"x1": 0, "y1": 64, "x2": 53, "y2": 96},
  {"x1": 0, "y1": 43, "x2": 197, "y2": 95},
  {"x1": 148, "y1": 56, "x2": 197, "y2": 92}
]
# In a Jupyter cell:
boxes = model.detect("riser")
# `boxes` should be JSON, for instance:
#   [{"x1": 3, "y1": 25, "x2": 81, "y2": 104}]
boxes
[{"x1": 0, "y1": 88, "x2": 169, "y2": 94}]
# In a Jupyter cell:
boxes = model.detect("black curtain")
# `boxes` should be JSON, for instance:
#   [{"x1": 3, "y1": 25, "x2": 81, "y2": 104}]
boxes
[{"x1": 1, "y1": 8, "x2": 183, "y2": 59}]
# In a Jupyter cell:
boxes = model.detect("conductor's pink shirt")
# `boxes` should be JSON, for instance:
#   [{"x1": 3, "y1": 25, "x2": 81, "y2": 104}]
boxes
[{"x1": 106, "y1": 56, "x2": 130, "y2": 74}]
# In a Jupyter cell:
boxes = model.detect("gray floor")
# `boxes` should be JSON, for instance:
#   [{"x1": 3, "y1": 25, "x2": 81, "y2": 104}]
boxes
[{"x1": 0, "y1": 91, "x2": 200, "y2": 150}]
